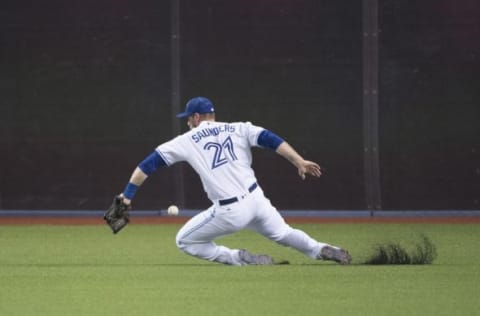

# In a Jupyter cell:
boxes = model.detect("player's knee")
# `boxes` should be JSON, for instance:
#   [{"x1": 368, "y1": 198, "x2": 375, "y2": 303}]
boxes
[
  {"x1": 176, "y1": 239, "x2": 196, "y2": 256},
  {"x1": 176, "y1": 235, "x2": 198, "y2": 258},
  {"x1": 176, "y1": 234, "x2": 187, "y2": 250}
]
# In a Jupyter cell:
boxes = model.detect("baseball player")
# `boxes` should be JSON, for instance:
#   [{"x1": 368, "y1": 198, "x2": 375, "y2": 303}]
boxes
[{"x1": 120, "y1": 96, "x2": 351, "y2": 265}]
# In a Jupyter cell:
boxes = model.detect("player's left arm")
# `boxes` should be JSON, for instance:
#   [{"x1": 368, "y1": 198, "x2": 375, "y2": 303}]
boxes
[
  {"x1": 121, "y1": 167, "x2": 148, "y2": 205},
  {"x1": 121, "y1": 151, "x2": 167, "y2": 204},
  {"x1": 257, "y1": 129, "x2": 322, "y2": 180}
]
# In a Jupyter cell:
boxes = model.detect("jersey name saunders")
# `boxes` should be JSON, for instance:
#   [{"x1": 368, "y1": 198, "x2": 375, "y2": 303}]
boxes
[{"x1": 191, "y1": 124, "x2": 236, "y2": 143}]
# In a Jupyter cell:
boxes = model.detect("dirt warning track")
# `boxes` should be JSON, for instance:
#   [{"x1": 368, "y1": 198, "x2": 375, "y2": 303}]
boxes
[{"x1": 1, "y1": 216, "x2": 479, "y2": 225}]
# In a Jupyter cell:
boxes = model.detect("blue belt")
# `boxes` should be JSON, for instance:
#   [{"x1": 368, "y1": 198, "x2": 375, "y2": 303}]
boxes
[{"x1": 219, "y1": 183, "x2": 258, "y2": 206}]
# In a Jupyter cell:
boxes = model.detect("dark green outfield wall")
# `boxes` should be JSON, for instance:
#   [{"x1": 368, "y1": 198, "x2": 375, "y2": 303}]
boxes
[{"x1": 1, "y1": 1, "x2": 479, "y2": 210}]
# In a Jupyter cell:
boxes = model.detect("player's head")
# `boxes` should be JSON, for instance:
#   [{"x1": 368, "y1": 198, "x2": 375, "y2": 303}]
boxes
[
  {"x1": 176, "y1": 96, "x2": 215, "y2": 118},
  {"x1": 177, "y1": 96, "x2": 215, "y2": 129}
]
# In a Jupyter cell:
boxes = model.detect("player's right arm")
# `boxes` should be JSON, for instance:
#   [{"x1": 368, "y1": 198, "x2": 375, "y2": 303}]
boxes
[
  {"x1": 275, "y1": 142, "x2": 322, "y2": 180},
  {"x1": 256, "y1": 128, "x2": 322, "y2": 180}
]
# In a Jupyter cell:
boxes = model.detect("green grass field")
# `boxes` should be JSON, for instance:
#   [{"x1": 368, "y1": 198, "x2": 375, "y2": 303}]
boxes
[{"x1": 1, "y1": 223, "x2": 479, "y2": 316}]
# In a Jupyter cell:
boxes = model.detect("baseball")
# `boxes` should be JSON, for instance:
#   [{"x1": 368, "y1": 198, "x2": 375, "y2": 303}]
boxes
[{"x1": 167, "y1": 205, "x2": 179, "y2": 216}]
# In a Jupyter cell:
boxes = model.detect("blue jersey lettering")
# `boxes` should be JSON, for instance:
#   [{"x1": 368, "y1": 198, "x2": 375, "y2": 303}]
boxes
[{"x1": 192, "y1": 124, "x2": 236, "y2": 143}]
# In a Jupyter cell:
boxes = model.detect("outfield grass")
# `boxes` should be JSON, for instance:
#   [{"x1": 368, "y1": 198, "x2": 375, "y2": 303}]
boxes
[{"x1": 0, "y1": 223, "x2": 479, "y2": 315}]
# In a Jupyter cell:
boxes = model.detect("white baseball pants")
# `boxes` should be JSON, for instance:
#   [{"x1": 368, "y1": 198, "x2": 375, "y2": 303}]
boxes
[{"x1": 175, "y1": 187, "x2": 326, "y2": 265}]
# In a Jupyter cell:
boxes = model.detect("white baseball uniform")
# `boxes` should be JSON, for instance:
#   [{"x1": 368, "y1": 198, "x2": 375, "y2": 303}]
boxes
[{"x1": 156, "y1": 120, "x2": 327, "y2": 265}]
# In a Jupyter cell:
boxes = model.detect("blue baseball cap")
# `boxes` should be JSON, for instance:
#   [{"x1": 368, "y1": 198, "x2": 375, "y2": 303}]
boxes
[{"x1": 176, "y1": 97, "x2": 215, "y2": 118}]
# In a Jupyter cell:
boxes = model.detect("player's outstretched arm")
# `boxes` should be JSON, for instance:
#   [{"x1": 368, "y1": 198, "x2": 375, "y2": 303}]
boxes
[
  {"x1": 122, "y1": 167, "x2": 148, "y2": 205},
  {"x1": 120, "y1": 150, "x2": 167, "y2": 204},
  {"x1": 276, "y1": 142, "x2": 322, "y2": 180}
]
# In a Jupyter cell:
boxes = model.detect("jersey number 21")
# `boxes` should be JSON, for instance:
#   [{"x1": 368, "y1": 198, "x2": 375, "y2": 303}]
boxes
[{"x1": 204, "y1": 136, "x2": 238, "y2": 169}]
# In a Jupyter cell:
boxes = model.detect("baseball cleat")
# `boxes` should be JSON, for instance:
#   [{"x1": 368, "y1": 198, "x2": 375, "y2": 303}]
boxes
[
  {"x1": 318, "y1": 245, "x2": 352, "y2": 264},
  {"x1": 238, "y1": 249, "x2": 274, "y2": 265}
]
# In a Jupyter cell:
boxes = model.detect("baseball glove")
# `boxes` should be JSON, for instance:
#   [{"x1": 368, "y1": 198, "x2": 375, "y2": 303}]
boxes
[{"x1": 103, "y1": 195, "x2": 131, "y2": 234}]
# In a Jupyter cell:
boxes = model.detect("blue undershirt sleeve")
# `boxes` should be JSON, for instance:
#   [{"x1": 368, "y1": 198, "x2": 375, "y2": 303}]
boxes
[
  {"x1": 138, "y1": 151, "x2": 167, "y2": 175},
  {"x1": 257, "y1": 129, "x2": 284, "y2": 150}
]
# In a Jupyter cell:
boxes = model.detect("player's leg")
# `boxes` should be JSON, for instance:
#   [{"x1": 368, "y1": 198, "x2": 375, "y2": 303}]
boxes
[
  {"x1": 277, "y1": 227, "x2": 351, "y2": 264},
  {"x1": 175, "y1": 206, "x2": 240, "y2": 265},
  {"x1": 254, "y1": 211, "x2": 351, "y2": 263},
  {"x1": 250, "y1": 206, "x2": 323, "y2": 258},
  {"x1": 175, "y1": 204, "x2": 259, "y2": 265},
  {"x1": 249, "y1": 189, "x2": 351, "y2": 264}
]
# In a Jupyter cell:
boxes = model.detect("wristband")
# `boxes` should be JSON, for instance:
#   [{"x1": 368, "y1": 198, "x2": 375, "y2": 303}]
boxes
[{"x1": 123, "y1": 182, "x2": 139, "y2": 200}]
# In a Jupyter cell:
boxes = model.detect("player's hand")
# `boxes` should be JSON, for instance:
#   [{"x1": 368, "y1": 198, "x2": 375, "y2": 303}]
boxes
[
  {"x1": 297, "y1": 160, "x2": 322, "y2": 180},
  {"x1": 118, "y1": 193, "x2": 132, "y2": 205}
]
